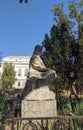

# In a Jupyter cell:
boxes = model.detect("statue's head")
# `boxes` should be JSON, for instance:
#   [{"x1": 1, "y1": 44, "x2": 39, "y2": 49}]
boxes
[{"x1": 33, "y1": 45, "x2": 43, "y2": 55}]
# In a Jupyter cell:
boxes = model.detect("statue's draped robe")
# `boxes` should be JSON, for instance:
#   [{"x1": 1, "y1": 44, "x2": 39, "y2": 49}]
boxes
[
  {"x1": 20, "y1": 54, "x2": 57, "y2": 100},
  {"x1": 29, "y1": 55, "x2": 56, "y2": 79}
]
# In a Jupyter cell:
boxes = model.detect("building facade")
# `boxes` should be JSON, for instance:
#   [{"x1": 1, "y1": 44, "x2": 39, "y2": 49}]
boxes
[{"x1": 0, "y1": 55, "x2": 31, "y2": 89}]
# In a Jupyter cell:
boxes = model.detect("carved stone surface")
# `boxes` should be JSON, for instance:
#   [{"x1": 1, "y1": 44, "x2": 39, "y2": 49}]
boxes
[
  {"x1": 22, "y1": 99, "x2": 57, "y2": 117},
  {"x1": 24, "y1": 86, "x2": 55, "y2": 100},
  {"x1": 21, "y1": 45, "x2": 57, "y2": 117},
  {"x1": 21, "y1": 83, "x2": 57, "y2": 117}
]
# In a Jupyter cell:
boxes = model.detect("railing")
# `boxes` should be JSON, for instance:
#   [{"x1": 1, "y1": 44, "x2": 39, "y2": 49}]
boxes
[{"x1": 0, "y1": 116, "x2": 83, "y2": 130}]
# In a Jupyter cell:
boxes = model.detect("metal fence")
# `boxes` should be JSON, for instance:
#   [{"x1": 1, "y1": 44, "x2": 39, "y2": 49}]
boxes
[{"x1": 0, "y1": 116, "x2": 83, "y2": 130}]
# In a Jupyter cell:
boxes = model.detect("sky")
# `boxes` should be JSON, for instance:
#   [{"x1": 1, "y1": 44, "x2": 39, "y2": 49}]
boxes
[{"x1": 0, "y1": 0, "x2": 68, "y2": 58}]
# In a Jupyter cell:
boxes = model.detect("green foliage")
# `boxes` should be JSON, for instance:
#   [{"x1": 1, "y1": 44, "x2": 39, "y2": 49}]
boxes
[
  {"x1": 0, "y1": 95, "x2": 5, "y2": 117},
  {"x1": 73, "y1": 99, "x2": 83, "y2": 115},
  {"x1": 1, "y1": 62, "x2": 16, "y2": 88},
  {"x1": 58, "y1": 98, "x2": 83, "y2": 129},
  {"x1": 42, "y1": 0, "x2": 83, "y2": 93},
  {"x1": 0, "y1": 52, "x2": 2, "y2": 63},
  {"x1": 37, "y1": 120, "x2": 55, "y2": 130},
  {"x1": 19, "y1": 0, "x2": 28, "y2": 4},
  {"x1": 58, "y1": 97, "x2": 83, "y2": 116},
  {"x1": 18, "y1": 120, "x2": 23, "y2": 130}
]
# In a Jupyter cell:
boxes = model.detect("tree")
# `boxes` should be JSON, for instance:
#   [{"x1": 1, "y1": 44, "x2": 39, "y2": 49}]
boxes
[
  {"x1": 0, "y1": 52, "x2": 2, "y2": 63},
  {"x1": 42, "y1": 0, "x2": 83, "y2": 95},
  {"x1": 19, "y1": 0, "x2": 28, "y2": 4},
  {"x1": 1, "y1": 63, "x2": 16, "y2": 88},
  {"x1": 68, "y1": 0, "x2": 83, "y2": 93}
]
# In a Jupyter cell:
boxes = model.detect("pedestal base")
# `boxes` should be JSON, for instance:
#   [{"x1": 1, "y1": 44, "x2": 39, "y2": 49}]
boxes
[
  {"x1": 21, "y1": 86, "x2": 57, "y2": 117},
  {"x1": 22, "y1": 99, "x2": 57, "y2": 117}
]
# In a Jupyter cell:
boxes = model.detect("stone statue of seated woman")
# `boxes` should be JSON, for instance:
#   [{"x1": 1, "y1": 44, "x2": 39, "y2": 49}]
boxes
[{"x1": 20, "y1": 45, "x2": 57, "y2": 100}]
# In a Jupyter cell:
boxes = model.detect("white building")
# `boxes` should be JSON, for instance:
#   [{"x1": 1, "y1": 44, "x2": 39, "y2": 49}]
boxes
[{"x1": 0, "y1": 55, "x2": 31, "y2": 89}]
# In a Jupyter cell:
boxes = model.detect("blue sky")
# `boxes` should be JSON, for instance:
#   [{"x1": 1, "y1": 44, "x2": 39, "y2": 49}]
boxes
[{"x1": 0, "y1": 0, "x2": 68, "y2": 58}]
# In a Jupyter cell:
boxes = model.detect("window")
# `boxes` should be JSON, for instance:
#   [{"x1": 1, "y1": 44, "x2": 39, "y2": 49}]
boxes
[
  {"x1": 18, "y1": 81, "x2": 20, "y2": 86},
  {"x1": 18, "y1": 69, "x2": 21, "y2": 76},
  {"x1": 24, "y1": 69, "x2": 28, "y2": 76}
]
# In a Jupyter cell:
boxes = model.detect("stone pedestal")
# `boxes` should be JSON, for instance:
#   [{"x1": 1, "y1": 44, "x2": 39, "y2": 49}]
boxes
[{"x1": 21, "y1": 86, "x2": 57, "y2": 117}]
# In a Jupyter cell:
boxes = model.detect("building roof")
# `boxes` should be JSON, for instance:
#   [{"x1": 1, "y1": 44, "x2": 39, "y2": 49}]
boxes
[{"x1": 2, "y1": 55, "x2": 31, "y2": 63}]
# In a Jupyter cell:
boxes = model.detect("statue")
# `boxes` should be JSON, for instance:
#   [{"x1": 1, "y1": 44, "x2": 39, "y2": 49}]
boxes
[{"x1": 20, "y1": 45, "x2": 57, "y2": 100}]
